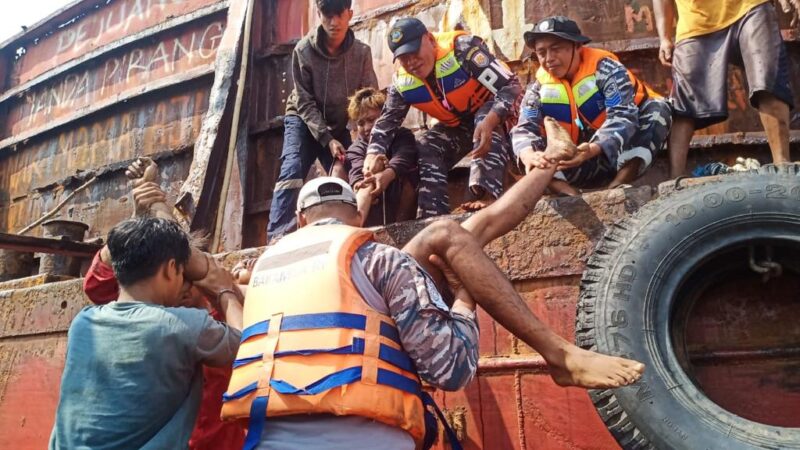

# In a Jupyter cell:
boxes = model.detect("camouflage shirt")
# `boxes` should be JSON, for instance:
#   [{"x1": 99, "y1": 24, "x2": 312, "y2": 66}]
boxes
[
  {"x1": 367, "y1": 34, "x2": 521, "y2": 156},
  {"x1": 511, "y1": 57, "x2": 641, "y2": 166},
  {"x1": 312, "y1": 219, "x2": 479, "y2": 390}
]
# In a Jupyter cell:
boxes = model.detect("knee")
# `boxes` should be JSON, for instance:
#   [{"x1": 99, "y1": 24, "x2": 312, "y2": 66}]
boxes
[{"x1": 421, "y1": 219, "x2": 468, "y2": 252}]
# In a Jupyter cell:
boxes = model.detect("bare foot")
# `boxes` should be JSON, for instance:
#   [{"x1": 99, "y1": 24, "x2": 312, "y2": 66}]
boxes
[
  {"x1": 542, "y1": 117, "x2": 579, "y2": 162},
  {"x1": 548, "y1": 180, "x2": 580, "y2": 197},
  {"x1": 460, "y1": 197, "x2": 495, "y2": 212},
  {"x1": 548, "y1": 345, "x2": 645, "y2": 389}
]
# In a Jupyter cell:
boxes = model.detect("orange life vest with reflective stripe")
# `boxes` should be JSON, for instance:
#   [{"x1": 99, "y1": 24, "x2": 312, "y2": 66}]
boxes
[
  {"x1": 394, "y1": 31, "x2": 493, "y2": 127},
  {"x1": 535, "y1": 47, "x2": 661, "y2": 143},
  {"x1": 221, "y1": 224, "x2": 426, "y2": 448}
]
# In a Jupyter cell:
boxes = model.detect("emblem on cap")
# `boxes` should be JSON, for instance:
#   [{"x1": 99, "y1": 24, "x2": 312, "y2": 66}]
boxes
[
  {"x1": 390, "y1": 28, "x2": 403, "y2": 43},
  {"x1": 539, "y1": 20, "x2": 553, "y2": 32}
]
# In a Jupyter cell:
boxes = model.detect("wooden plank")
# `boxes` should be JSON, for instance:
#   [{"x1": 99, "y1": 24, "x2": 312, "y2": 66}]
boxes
[
  {"x1": 0, "y1": 2, "x2": 228, "y2": 104},
  {"x1": 690, "y1": 130, "x2": 800, "y2": 149},
  {"x1": 0, "y1": 233, "x2": 101, "y2": 257},
  {"x1": 175, "y1": 0, "x2": 250, "y2": 227}
]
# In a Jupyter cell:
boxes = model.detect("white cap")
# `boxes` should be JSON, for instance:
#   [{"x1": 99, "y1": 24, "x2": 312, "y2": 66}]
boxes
[{"x1": 296, "y1": 177, "x2": 358, "y2": 212}]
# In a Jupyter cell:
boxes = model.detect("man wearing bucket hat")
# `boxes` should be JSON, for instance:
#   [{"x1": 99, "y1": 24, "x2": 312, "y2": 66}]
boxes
[
  {"x1": 223, "y1": 175, "x2": 645, "y2": 448},
  {"x1": 511, "y1": 16, "x2": 672, "y2": 195},
  {"x1": 363, "y1": 18, "x2": 522, "y2": 216}
]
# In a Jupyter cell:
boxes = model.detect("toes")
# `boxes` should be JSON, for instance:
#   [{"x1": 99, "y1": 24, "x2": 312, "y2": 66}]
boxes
[{"x1": 610, "y1": 373, "x2": 627, "y2": 387}]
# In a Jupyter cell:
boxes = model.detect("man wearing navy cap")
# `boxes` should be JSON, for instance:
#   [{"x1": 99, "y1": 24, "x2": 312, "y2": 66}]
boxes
[
  {"x1": 511, "y1": 16, "x2": 672, "y2": 195},
  {"x1": 363, "y1": 18, "x2": 522, "y2": 216}
]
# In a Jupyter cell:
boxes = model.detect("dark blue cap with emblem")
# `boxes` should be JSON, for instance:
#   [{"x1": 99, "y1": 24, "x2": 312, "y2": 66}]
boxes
[{"x1": 387, "y1": 17, "x2": 429, "y2": 61}]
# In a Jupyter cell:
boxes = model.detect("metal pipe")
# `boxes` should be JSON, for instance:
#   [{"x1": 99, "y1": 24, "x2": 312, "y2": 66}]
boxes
[{"x1": 476, "y1": 355, "x2": 549, "y2": 375}]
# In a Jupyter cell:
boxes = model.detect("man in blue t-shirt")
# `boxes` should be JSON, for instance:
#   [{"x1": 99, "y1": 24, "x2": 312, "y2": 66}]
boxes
[{"x1": 49, "y1": 217, "x2": 243, "y2": 450}]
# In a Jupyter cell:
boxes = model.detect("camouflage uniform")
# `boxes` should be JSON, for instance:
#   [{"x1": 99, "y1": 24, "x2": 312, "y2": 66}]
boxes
[
  {"x1": 368, "y1": 35, "x2": 521, "y2": 218},
  {"x1": 511, "y1": 57, "x2": 672, "y2": 188},
  {"x1": 319, "y1": 219, "x2": 478, "y2": 389}
]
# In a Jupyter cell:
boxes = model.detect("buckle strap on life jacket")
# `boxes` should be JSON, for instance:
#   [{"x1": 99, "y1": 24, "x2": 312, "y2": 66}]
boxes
[
  {"x1": 240, "y1": 312, "x2": 402, "y2": 346},
  {"x1": 244, "y1": 396, "x2": 269, "y2": 450},
  {"x1": 224, "y1": 366, "x2": 421, "y2": 402},
  {"x1": 236, "y1": 373, "x2": 456, "y2": 450},
  {"x1": 236, "y1": 367, "x2": 424, "y2": 450},
  {"x1": 422, "y1": 391, "x2": 463, "y2": 450},
  {"x1": 231, "y1": 337, "x2": 416, "y2": 373}
]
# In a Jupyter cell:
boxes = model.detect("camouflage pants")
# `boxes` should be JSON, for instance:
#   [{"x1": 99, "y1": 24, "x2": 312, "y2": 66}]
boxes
[
  {"x1": 555, "y1": 98, "x2": 672, "y2": 188},
  {"x1": 417, "y1": 101, "x2": 511, "y2": 218}
]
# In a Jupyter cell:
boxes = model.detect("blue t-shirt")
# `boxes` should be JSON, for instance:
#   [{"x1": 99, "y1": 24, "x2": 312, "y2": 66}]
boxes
[{"x1": 49, "y1": 302, "x2": 241, "y2": 450}]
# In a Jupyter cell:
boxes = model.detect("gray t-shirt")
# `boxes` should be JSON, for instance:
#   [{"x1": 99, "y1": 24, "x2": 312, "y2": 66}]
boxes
[{"x1": 49, "y1": 301, "x2": 241, "y2": 450}]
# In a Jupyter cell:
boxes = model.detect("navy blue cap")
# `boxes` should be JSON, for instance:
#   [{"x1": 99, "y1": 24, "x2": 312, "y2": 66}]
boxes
[{"x1": 387, "y1": 17, "x2": 429, "y2": 60}]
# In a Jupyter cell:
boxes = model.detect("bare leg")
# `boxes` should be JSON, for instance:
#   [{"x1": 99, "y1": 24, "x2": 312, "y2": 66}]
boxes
[
  {"x1": 402, "y1": 220, "x2": 645, "y2": 389},
  {"x1": 396, "y1": 179, "x2": 418, "y2": 222},
  {"x1": 608, "y1": 159, "x2": 643, "y2": 189},
  {"x1": 755, "y1": 92, "x2": 791, "y2": 164},
  {"x1": 548, "y1": 179, "x2": 580, "y2": 197},
  {"x1": 463, "y1": 117, "x2": 579, "y2": 247},
  {"x1": 669, "y1": 117, "x2": 695, "y2": 178}
]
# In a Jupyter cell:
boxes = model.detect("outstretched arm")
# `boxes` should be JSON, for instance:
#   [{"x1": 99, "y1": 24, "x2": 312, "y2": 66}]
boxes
[
  {"x1": 462, "y1": 117, "x2": 577, "y2": 246},
  {"x1": 364, "y1": 87, "x2": 410, "y2": 174}
]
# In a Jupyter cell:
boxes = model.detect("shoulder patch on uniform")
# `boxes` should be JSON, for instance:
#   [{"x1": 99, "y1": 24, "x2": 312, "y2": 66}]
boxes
[
  {"x1": 471, "y1": 50, "x2": 490, "y2": 68},
  {"x1": 605, "y1": 92, "x2": 622, "y2": 108},
  {"x1": 523, "y1": 107, "x2": 539, "y2": 119}
]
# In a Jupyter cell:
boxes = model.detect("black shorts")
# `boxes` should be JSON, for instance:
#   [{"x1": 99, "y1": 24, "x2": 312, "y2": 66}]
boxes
[{"x1": 670, "y1": 2, "x2": 794, "y2": 129}]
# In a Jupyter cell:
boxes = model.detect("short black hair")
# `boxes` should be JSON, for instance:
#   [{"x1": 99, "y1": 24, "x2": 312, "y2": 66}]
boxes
[
  {"x1": 316, "y1": 0, "x2": 351, "y2": 16},
  {"x1": 107, "y1": 217, "x2": 190, "y2": 287}
]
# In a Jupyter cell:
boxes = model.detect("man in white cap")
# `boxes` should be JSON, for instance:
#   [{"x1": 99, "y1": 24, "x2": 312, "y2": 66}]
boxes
[
  {"x1": 224, "y1": 170, "x2": 645, "y2": 449},
  {"x1": 222, "y1": 176, "x2": 478, "y2": 449}
]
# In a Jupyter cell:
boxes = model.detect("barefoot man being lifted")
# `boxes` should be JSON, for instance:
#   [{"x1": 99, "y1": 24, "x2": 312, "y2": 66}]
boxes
[
  {"x1": 226, "y1": 118, "x2": 642, "y2": 448},
  {"x1": 250, "y1": 113, "x2": 643, "y2": 391},
  {"x1": 399, "y1": 114, "x2": 644, "y2": 389}
]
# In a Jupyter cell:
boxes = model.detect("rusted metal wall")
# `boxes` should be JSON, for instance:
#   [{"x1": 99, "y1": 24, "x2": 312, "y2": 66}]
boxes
[
  {"x1": 241, "y1": 0, "x2": 800, "y2": 246},
  {"x1": 0, "y1": 186, "x2": 651, "y2": 449},
  {"x1": 0, "y1": 0, "x2": 799, "y2": 448},
  {"x1": 0, "y1": 0, "x2": 228, "y2": 239}
]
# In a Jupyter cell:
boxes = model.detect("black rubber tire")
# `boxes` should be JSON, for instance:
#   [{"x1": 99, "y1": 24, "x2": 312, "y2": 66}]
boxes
[{"x1": 576, "y1": 164, "x2": 800, "y2": 450}]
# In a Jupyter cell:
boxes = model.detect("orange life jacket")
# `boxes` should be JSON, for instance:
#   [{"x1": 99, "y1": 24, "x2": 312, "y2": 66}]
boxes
[
  {"x1": 221, "y1": 224, "x2": 427, "y2": 449},
  {"x1": 394, "y1": 31, "x2": 494, "y2": 127},
  {"x1": 535, "y1": 47, "x2": 661, "y2": 143}
]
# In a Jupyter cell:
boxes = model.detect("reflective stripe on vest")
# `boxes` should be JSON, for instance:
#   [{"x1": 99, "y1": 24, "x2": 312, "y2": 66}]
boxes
[
  {"x1": 221, "y1": 224, "x2": 427, "y2": 449},
  {"x1": 394, "y1": 31, "x2": 491, "y2": 127},
  {"x1": 536, "y1": 47, "x2": 661, "y2": 143}
]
